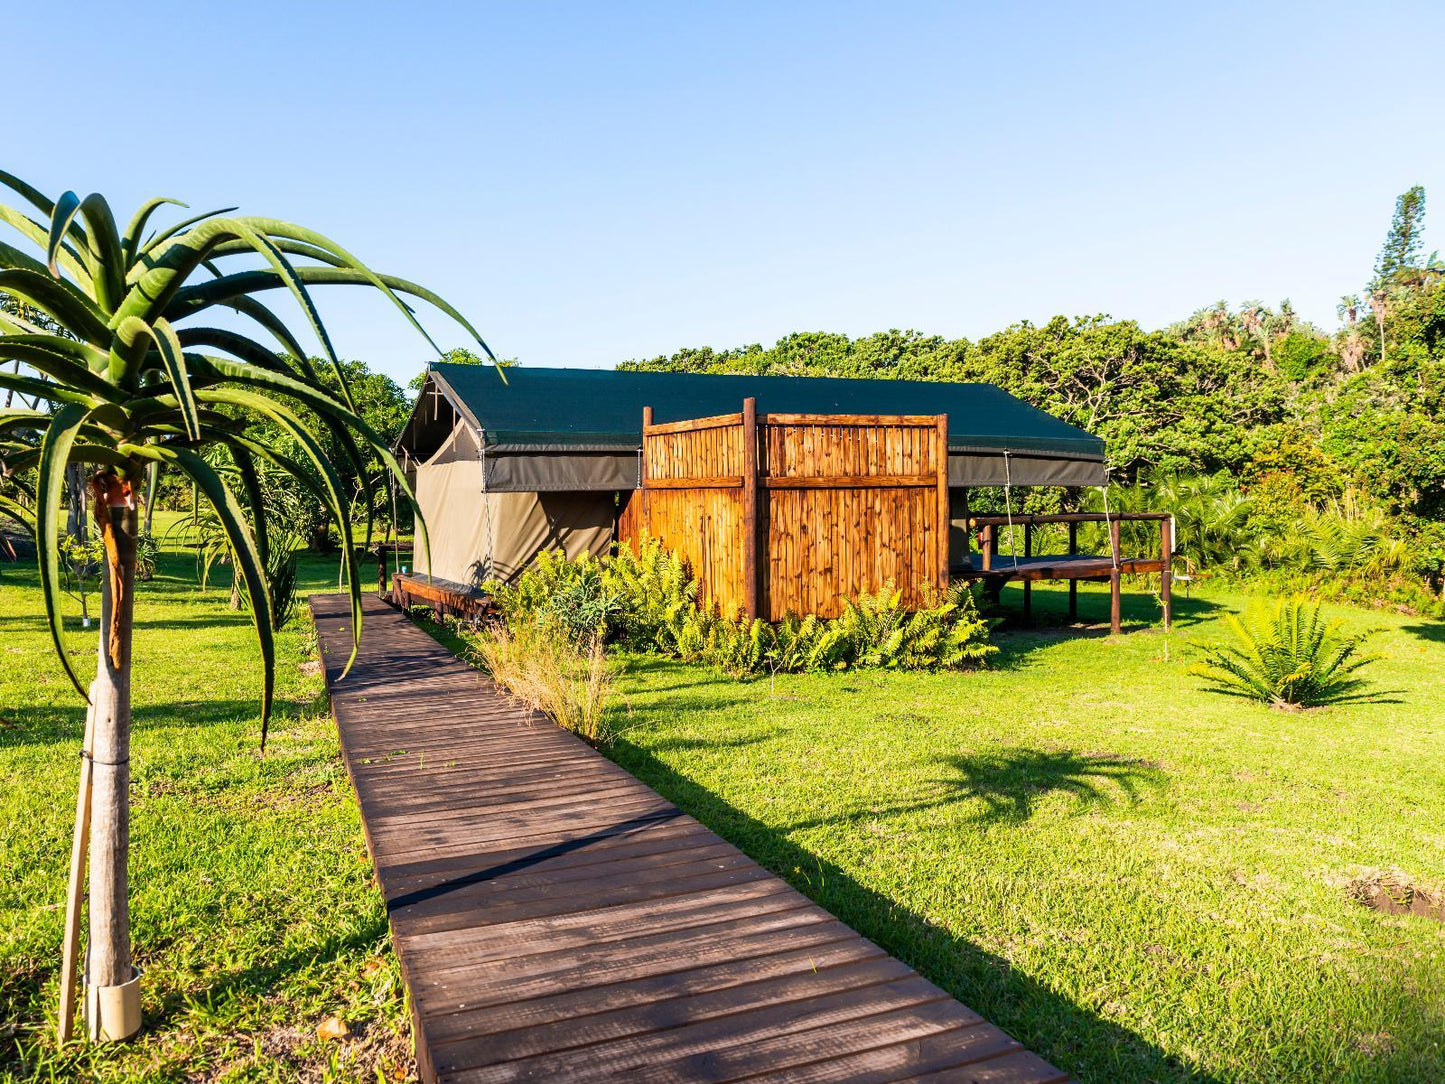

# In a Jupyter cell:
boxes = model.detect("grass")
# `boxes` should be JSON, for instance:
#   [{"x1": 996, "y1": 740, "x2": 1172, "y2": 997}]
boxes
[
  {"x1": 0, "y1": 516, "x2": 410, "y2": 1083},
  {"x1": 464, "y1": 621, "x2": 618, "y2": 746},
  {"x1": 605, "y1": 582, "x2": 1445, "y2": 1083},
  {"x1": 6, "y1": 521, "x2": 1444, "y2": 1082}
]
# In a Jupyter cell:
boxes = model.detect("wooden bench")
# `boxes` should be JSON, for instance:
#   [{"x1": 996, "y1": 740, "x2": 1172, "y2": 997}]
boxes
[{"x1": 390, "y1": 572, "x2": 494, "y2": 622}]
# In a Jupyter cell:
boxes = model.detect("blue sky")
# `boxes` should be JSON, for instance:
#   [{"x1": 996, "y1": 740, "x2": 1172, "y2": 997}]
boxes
[{"x1": 10, "y1": 1, "x2": 1444, "y2": 384}]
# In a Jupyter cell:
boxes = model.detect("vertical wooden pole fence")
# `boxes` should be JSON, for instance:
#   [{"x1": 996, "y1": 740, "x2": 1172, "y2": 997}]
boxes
[
  {"x1": 935, "y1": 414, "x2": 950, "y2": 594},
  {"x1": 741, "y1": 398, "x2": 760, "y2": 619}
]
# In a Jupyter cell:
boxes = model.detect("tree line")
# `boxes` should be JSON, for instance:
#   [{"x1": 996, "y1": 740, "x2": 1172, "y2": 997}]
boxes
[{"x1": 619, "y1": 187, "x2": 1445, "y2": 604}]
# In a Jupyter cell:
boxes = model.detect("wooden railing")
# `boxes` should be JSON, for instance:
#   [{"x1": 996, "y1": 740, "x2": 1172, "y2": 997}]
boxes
[{"x1": 963, "y1": 512, "x2": 1173, "y2": 633}]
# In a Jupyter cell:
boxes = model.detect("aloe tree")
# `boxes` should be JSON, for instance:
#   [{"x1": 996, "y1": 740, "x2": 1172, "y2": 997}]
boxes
[{"x1": 0, "y1": 172, "x2": 494, "y2": 1037}]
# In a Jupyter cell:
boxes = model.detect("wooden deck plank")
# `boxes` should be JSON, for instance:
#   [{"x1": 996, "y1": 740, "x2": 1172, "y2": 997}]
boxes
[{"x1": 310, "y1": 593, "x2": 1066, "y2": 1083}]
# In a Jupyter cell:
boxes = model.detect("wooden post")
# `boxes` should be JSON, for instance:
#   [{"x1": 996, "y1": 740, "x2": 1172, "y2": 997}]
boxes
[
  {"x1": 1160, "y1": 515, "x2": 1173, "y2": 631},
  {"x1": 639, "y1": 406, "x2": 652, "y2": 533},
  {"x1": 376, "y1": 546, "x2": 387, "y2": 595},
  {"x1": 1067, "y1": 520, "x2": 1078, "y2": 620},
  {"x1": 981, "y1": 524, "x2": 995, "y2": 572},
  {"x1": 741, "y1": 398, "x2": 760, "y2": 619},
  {"x1": 1022, "y1": 521, "x2": 1032, "y2": 621},
  {"x1": 936, "y1": 415, "x2": 950, "y2": 593},
  {"x1": 959, "y1": 489, "x2": 971, "y2": 565},
  {"x1": 1109, "y1": 517, "x2": 1123, "y2": 634},
  {"x1": 57, "y1": 703, "x2": 96, "y2": 1043}
]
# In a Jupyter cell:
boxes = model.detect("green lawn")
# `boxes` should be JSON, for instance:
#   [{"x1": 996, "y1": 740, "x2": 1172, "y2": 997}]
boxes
[
  {"x1": 4, "y1": 528, "x2": 1443, "y2": 1083},
  {"x1": 607, "y1": 583, "x2": 1445, "y2": 1083},
  {"x1": 0, "y1": 528, "x2": 411, "y2": 1083}
]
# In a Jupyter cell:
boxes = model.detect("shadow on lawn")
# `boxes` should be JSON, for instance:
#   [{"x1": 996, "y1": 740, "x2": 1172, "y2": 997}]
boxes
[
  {"x1": 985, "y1": 590, "x2": 1224, "y2": 671},
  {"x1": 757, "y1": 748, "x2": 1169, "y2": 837},
  {"x1": 607, "y1": 736, "x2": 1219, "y2": 1084},
  {"x1": 934, "y1": 748, "x2": 1167, "y2": 824},
  {"x1": 0, "y1": 694, "x2": 324, "y2": 751},
  {"x1": 1400, "y1": 620, "x2": 1445, "y2": 644}
]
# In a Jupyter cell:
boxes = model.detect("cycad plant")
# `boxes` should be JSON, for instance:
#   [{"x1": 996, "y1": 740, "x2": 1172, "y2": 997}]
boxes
[
  {"x1": 0, "y1": 172, "x2": 496, "y2": 1041},
  {"x1": 1189, "y1": 597, "x2": 1383, "y2": 708}
]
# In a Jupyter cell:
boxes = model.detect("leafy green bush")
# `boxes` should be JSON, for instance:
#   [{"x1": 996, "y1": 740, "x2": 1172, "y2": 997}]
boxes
[
  {"x1": 488, "y1": 535, "x2": 997, "y2": 677},
  {"x1": 237, "y1": 529, "x2": 304, "y2": 630},
  {"x1": 832, "y1": 584, "x2": 997, "y2": 670},
  {"x1": 135, "y1": 532, "x2": 160, "y2": 582},
  {"x1": 1189, "y1": 597, "x2": 1383, "y2": 708},
  {"x1": 489, "y1": 549, "x2": 624, "y2": 642},
  {"x1": 601, "y1": 539, "x2": 698, "y2": 650}
]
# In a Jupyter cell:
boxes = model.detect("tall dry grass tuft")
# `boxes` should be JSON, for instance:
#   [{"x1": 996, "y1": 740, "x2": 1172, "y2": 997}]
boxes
[{"x1": 469, "y1": 620, "x2": 619, "y2": 746}]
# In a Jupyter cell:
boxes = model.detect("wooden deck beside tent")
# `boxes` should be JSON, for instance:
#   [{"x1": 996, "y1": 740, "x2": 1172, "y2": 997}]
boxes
[{"x1": 311, "y1": 593, "x2": 1068, "y2": 1083}]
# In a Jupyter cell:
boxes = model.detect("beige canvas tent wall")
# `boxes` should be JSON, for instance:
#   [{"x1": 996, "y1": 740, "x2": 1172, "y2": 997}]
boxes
[{"x1": 413, "y1": 423, "x2": 615, "y2": 585}]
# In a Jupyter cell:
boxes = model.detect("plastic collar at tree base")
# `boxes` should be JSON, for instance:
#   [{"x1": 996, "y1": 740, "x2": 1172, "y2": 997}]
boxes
[{"x1": 83, "y1": 966, "x2": 141, "y2": 1042}]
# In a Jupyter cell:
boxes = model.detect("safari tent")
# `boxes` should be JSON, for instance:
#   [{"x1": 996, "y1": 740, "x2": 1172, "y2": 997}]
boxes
[{"x1": 396, "y1": 364, "x2": 1107, "y2": 589}]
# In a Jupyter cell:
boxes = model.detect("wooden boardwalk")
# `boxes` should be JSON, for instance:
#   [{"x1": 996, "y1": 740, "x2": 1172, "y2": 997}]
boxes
[{"x1": 311, "y1": 593, "x2": 1067, "y2": 1083}]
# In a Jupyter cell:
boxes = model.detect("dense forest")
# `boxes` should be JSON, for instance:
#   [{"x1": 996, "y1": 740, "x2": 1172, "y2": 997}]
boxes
[{"x1": 621, "y1": 187, "x2": 1445, "y2": 609}]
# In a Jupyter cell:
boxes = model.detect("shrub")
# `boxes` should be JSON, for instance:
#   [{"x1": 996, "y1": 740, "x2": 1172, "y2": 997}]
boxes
[
  {"x1": 832, "y1": 583, "x2": 996, "y2": 670},
  {"x1": 236, "y1": 529, "x2": 303, "y2": 630},
  {"x1": 599, "y1": 537, "x2": 697, "y2": 651},
  {"x1": 467, "y1": 621, "x2": 618, "y2": 746},
  {"x1": 135, "y1": 532, "x2": 160, "y2": 582},
  {"x1": 489, "y1": 535, "x2": 997, "y2": 678},
  {"x1": 1189, "y1": 597, "x2": 1383, "y2": 708},
  {"x1": 265, "y1": 532, "x2": 303, "y2": 631},
  {"x1": 488, "y1": 549, "x2": 624, "y2": 643}
]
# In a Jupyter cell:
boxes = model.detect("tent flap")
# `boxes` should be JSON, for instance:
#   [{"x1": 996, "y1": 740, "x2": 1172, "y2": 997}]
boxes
[
  {"x1": 486, "y1": 451, "x2": 638, "y2": 492},
  {"x1": 949, "y1": 453, "x2": 1106, "y2": 488}
]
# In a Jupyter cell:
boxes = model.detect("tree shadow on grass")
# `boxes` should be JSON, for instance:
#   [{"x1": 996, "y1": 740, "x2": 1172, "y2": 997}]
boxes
[
  {"x1": 1399, "y1": 621, "x2": 1445, "y2": 645},
  {"x1": 984, "y1": 587, "x2": 1225, "y2": 669},
  {"x1": 767, "y1": 748, "x2": 1169, "y2": 837},
  {"x1": 0, "y1": 694, "x2": 326, "y2": 752},
  {"x1": 932, "y1": 748, "x2": 1168, "y2": 824},
  {"x1": 606, "y1": 736, "x2": 1218, "y2": 1084}
]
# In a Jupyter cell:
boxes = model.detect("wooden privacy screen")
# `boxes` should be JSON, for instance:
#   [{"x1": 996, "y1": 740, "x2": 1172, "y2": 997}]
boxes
[{"x1": 619, "y1": 400, "x2": 950, "y2": 620}]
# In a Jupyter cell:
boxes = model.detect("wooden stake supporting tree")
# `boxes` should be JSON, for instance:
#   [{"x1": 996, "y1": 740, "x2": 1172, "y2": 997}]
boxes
[{"x1": 0, "y1": 173, "x2": 492, "y2": 1043}]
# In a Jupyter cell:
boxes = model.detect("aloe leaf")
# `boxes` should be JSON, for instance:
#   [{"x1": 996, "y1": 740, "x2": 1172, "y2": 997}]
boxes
[
  {"x1": 120, "y1": 197, "x2": 186, "y2": 267},
  {"x1": 196, "y1": 386, "x2": 364, "y2": 675},
  {"x1": 0, "y1": 268, "x2": 110, "y2": 344},
  {"x1": 166, "y1": 446, "x2": 276, "y2": 743},
  {"x1": 37, "y1": 403, "x2": 94, "y2": 698}
]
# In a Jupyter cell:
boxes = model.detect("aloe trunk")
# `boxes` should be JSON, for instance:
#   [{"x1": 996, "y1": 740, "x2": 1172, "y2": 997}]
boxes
[{"x1": 87, "y1": 471, "x2": 139, "y2": 993}]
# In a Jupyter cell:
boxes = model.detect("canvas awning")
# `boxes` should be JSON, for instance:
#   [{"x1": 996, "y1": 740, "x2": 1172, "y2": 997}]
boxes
[{"x1": 399, "y1": 364, "x2": 1107, "y2": 489}]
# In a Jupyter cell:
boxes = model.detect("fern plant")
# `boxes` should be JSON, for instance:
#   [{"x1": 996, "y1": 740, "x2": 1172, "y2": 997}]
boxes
[
  {"x1": 488, "y1": 542, "x2": 997, "y2": 677},
  {"x1": 1189, "y1": 597, "x2": 1383, "y2": 708}
]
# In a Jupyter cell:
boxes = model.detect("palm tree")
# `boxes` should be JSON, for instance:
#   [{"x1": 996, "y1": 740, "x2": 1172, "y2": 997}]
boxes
[{"x1": 0, "y1": 172, "x2": 496, "y2": 1041}]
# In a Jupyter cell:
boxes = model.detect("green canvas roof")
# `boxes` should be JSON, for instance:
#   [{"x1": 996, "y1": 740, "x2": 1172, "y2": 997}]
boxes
[{"x1": 417, "y1": 364, "x2": 1104, "y2": 459}]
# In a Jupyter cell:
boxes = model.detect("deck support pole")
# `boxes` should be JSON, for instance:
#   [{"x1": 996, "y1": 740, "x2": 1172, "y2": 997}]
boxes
[
  {"x1": 1109, "y1": 517, "x2": 1123, "y2": 634},
  {"x1": 1067, "y1": 521, "x2": 1078, "y2": 621},
  {"x1": 1022, "y1": 521, "x2": 1032, "y2": 622},
  {"x1": 741, "y1": 398, "x2": 760, "y2": 620},
  {"x1": 1160, "y1": 516, "x2": 1173, "y2": 631}
]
